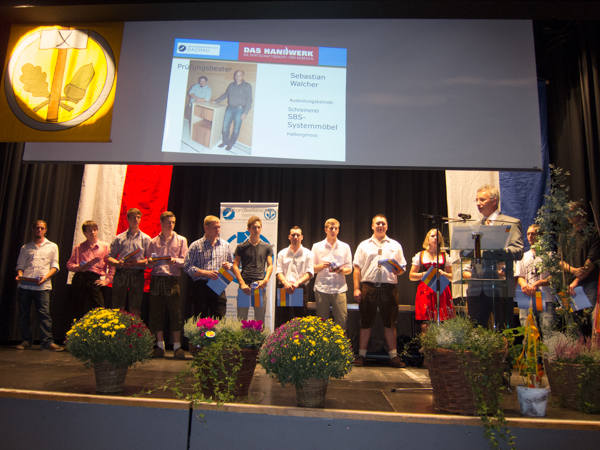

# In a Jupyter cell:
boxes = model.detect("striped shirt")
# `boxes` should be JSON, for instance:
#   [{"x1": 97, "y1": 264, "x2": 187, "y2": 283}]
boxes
[{"x1": 184, "y1": 236, "x2": 234, "y2": 281}]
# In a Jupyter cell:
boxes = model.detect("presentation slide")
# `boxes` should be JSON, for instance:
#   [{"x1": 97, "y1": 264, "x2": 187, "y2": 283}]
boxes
[
  {"x1": 24, "y1": 19, "x2": 543, "y2": 171},
  {"x1": 161, "y1": 39, "x2": 347, "y2": 161}
]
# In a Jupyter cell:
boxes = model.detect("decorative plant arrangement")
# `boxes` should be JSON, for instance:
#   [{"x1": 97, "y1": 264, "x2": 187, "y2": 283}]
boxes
[
  {"x1": 532, "y1": 166, "x2": 594, "y2": 331},
  {"x1": 506, "y1": 307, "x2": 551, "y2": 416},
  {"x1": 544, "y1": 331, "x2": 600, "y2": 413},
  {"x1": 258, "y1": 316, "x2": 354, "y2": 407},
  {"x1": 180, "y1": 316, "x2": 269, "y2": 402},
  {"x1": 65, "y1": 308, "x2": 155, "y2": 393},
  {"x1": 421, "y1": 315, "x2": 513, "y2": 449}
]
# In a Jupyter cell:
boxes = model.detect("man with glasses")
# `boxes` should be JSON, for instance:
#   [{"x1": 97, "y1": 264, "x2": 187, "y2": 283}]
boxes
[
  {"x1": 311, "y1": 218, "x2": 352, "y2": 332},
  {"x1": 15, "y1": 220, "x2": 63, "y2": 351}
]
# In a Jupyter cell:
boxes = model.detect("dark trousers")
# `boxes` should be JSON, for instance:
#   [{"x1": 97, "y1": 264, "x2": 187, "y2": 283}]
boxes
[
  {"x1": 275, "y1": 285, "x2": 308, "y2": 328},
  {"x1": 467, "y1": 293, "x2": 515, "y2": 330},
  {"x1": 191, "y1": 280, "x2": 227, "y2": 319},
  {"x1": 17, "y1": 288, "x2": 53, "y2": 348},
  {"x1": 72, "y1": 271, "x2": 104, "y2": 320}
]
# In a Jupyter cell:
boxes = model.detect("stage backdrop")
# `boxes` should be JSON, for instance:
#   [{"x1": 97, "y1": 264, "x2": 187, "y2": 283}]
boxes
[{"x1": 220, "y1": 202, "x2": 279, "y2": 332}]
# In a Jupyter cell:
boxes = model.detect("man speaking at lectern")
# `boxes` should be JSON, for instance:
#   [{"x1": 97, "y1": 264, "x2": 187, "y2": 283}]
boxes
[{"x1": 466, "y1": 185, "x2": 523, "y2": 329}]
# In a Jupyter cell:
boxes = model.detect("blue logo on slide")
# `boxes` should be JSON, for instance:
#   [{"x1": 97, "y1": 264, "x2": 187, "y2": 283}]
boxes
[
  {"x1": 178, "y1": 45, "x2": 186, "y2": 52},
  {"x1": 227, "y1": 232, "x2": 271, "y2": 245},
  {"x1": 264, "y1": 209, "x2": 277, "y2": 221},
  {"x1": 223, "y1": 208, "x2": 235, "y2": 220}
]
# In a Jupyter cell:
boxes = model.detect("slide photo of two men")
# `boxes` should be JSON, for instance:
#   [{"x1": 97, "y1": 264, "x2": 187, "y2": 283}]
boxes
[{"x1": 182, "y1": 61, "x2": 256, "y2": 156}]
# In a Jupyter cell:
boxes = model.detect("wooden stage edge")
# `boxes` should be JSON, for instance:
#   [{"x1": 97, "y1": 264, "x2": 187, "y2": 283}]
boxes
[{"x1": 2, "y1": 388, "x2": 599, "y2": 432}]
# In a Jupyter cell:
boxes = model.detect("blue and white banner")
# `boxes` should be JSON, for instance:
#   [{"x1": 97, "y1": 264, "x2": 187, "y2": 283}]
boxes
[{"x1": 220, "y1": 202, "x2": 279, "y2": 331}]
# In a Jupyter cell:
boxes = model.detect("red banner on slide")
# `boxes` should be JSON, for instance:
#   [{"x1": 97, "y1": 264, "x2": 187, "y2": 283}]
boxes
[{"x1": 238, "y1": 42, "x2": 319, "y2": 65}]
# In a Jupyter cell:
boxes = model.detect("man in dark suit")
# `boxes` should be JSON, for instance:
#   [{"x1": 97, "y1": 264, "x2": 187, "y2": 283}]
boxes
[{"x1": 465, "y1": 184, "x2": 523, "y2": 329}]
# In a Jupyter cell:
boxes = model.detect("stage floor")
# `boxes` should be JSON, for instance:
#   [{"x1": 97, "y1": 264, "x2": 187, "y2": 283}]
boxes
[{"x1": 0, "y1": 345, "x2": 599, "y2": 426}]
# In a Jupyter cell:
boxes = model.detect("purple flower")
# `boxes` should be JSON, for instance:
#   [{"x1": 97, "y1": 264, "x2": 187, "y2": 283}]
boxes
[
  {"x1": 271, "y1": 358, "x2": 276, "y2": 363},
  {"x1": 241, "y1": 320, "x2": 264, "y2": 331}
]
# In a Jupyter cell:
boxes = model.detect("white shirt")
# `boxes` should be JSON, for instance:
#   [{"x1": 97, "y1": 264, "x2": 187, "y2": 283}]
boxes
[
  {"x1": 482, "y1": 209, "x2": 500, "y2": 225},
  {"x1": 353, "y1": 235, "x2": 406, "y2": 284},
  {"x1": 276, "y1": 245, "x2": 314, "y2": 284},
  {"x1": 311, "y1": 239, "x2": 352, "y2": 294},
  {"x1": 16, "y1": 239, "x2": 60, "y2": 291},
  {"x1": 515, "y1": 249, "x2": 553, "y2": 302}
]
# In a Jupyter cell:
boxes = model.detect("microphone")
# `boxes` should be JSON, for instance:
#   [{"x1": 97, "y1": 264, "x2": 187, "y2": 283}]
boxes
[{"x1": 458, "y1": 213, "x2": 471, "y2": 220}]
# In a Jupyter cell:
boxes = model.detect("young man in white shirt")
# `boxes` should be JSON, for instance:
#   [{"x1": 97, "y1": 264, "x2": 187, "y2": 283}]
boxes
[
  {"x1": 15, "y1": 220, "x2": 63, "y2": 351},
  {"x1": 353, "y1": 214, "x2": 406, "y2": 368},
  {"x1": 276, "y1": 226, "x2": 314, "y2": 327},
  {"x1": 311, "y1": 218, "x2": 352, "y2": 332}
]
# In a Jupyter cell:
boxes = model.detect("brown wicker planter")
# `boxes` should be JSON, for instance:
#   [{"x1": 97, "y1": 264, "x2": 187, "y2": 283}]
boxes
[
  {"x1": 544, "y1": 360, "x2": 600, "y2": 413},
  {"x1": 295, "y1": 377, "x2": 329, "y2": 408},
  {"x1": 190, "y1": 347, "x2": 258, "y2": 399},
  {"x1": 424, "y1": 346, "x2": 507, "y2": 415},
  {"x1": 93, "y1": 361, "x2": 128, "y2": 394}
]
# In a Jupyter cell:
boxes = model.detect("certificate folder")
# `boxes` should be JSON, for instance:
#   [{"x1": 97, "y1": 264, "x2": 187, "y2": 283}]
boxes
[
  {"x1": 207, "y1": 267, "x2": 235, "y2": 295},
  {"x1": 277, "y1": 288, "x2": 303, "y2": 307},
  {"x1": 237, "y1": 288, "x2": 264, "y2": 308}
]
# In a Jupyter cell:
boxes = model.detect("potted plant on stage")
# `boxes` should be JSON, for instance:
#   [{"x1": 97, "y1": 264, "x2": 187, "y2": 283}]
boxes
[
  {"x1": 507, "y1": 306, "x2": 551, "y2": 417},
  {"x1": 421, "y1": 315, "x2": 513, "y2": 449},
  {"x1": 258, "y1": 316, "x2": 354, "y2": 408},
  {"x1": 544, "y1": 331, "x2": 600, "y2": 413},
  {"x1": 182, "y1": 316, "x2": 268, "y2": 401},
  {"x1": 65, "y1": 308, "x2": 155, "y2": 394},
  {"x1": 530, "y1": 166, "x2": 600, "y2": 412}
]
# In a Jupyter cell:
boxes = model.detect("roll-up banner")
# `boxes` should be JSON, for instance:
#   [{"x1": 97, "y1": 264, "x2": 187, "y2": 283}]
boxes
[{"x1": 220, "y1": 202, "x2": 279, "y2": 331}]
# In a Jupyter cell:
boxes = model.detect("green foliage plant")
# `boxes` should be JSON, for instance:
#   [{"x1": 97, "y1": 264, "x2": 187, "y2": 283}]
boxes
[
  {"x1": 258, "y1": 316, "x2": 354, "y2": 387},
  {"x1": 533, "y1": 165, "x2": 594, "y2": 332},
  {"x1": 65, "y1": 308, "x2": 155, "y2": 368},
  {"x1": 158, "y1": 316, "x2": 270, "y2": 404},
  {"x1": 422, "y1": 315, "x2": 514, "y2": 450}
]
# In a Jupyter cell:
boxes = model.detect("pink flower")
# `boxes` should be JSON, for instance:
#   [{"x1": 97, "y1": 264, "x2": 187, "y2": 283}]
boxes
[
  {"x1": 196, "y1": 318, "x2": 219, "y2": 330},
  {"x1": 241, "y1": 320, "x2": 264, "y2": 331},
  {"x1": 271, "y1": 358, "x2": 276, "y2": 363}
]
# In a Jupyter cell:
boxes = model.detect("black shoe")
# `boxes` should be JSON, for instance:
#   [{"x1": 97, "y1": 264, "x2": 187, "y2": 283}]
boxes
[{"x1": 218, "y1": 142, "x2": 227, "y2": 148}]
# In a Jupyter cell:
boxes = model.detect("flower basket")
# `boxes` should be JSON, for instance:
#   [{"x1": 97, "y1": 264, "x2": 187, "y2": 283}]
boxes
[
  {"x1": 65, "y1": 308, "x2": 154, "y2": 372},
  {"x1": 424, "y1": 345, "x2": 508, "y2": 415},
  {"x1": 295, "y1": 377, "x2": 328, "y2": 408},
  {"x1": 194, "y1": 348, "x2": 259, "y2": 399},
  {"x1": 182, "y1": 317, "x2": 268, "y2": 401},
  {"x1": 94, "y1": 361, "x2": 129, "y2": 394},
  {"x1": 258, "y1": 317, "x2": 353, "y2": 390},
  {"x1": 544, "y1": 360, "x2": 600, "y2": 413}
]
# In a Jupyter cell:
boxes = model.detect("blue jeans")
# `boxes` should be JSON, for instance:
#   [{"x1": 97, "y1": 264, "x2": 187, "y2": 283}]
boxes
[
  {"x1": 222, "y1": 106, "x2": 244, "y2": 145},
  {"x1": 17, "y1": 288, "x2": 54, "y2": 348}
]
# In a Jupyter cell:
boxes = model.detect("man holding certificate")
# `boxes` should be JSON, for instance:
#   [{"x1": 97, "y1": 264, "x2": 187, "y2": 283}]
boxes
[
  {"x1": 147, "y1": 212, "x2": 188, "y2": 359},
  {"x1": 66, "y1": 220, "x2": 114, "y2": 319},
  {"x1": 353, "y1": 214, "x2": 406, "y2": 368},
  {"x1": 108, "y1": 208, "x2": 151, "y2": 317},
  {"x1": 184, "y1": 215, "x2": 233, "y2": 320},
  {"x1": 275, "y1": 226, "x2": 314, "y2": 327},
  {"x1": 233, "y1": 216, "x2": 273, "y2": 322},
  {"x1": 15, "y1": 220, "x2": 63, "y2": 351}
]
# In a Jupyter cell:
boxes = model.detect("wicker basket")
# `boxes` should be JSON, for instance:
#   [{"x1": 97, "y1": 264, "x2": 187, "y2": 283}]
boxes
[
  {"x1": 191, "y1": 347, "x2": 258, "y2": 399},
  {"x1": 295, "y1": 377, "x2": 329, "y2": 408},
  {"x1": 544, "y1": 360, "x2": 600, "y2": 413},
  {"x1": 94, "y1": 361, "x2": 128, "y2": 394},
  {"x1": 424, "y1": 346, "x2": 507, "y2": 415}
]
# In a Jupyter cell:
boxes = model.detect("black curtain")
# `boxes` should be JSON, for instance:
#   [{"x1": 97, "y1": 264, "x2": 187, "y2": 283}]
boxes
[
  {"x1": 0, "y1": 143, "x2": 84, "y2": 344},
  {"x1": 168, "y1": 165, "x2": 448, "y2": 345},
  {"x1": 538, "y1": 21, "x2": 600, "y2": 220}
]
